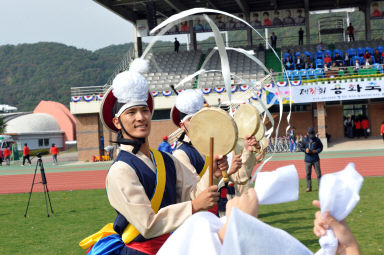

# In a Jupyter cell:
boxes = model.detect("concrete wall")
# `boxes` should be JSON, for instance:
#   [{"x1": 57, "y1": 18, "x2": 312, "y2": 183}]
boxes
[
  {"x1": 149, "y1": 120, "x2": 175, "y2": 149},
  {"x1": 369, "y1": 102, "x2": 384, "y2": 136},
  {"x1": 267, "y1": 111, "x2": 314, "y2": 137},
  {"x1": 75, "y1": 114, "x2": 100, "y2": 161}
]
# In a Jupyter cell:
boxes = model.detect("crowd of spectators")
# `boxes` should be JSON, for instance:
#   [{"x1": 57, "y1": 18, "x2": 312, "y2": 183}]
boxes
[{"x1": 282, "y1": 45, "x2": 384, "y2": 79}]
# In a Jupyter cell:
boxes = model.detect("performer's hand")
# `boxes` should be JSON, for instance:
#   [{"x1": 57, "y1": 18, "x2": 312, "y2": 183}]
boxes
[
  {"x1": 213, "y1": 155, "x2": 228, "y2": 178},
  {"x1": 228, "y1": 153, "x2": 242, "y2": 176},
  {"x1": 306, "y1": 148, "x2": 310, "y2": 153},
  {"x1": 192, "y1": 185, "x2": 219, "y2": 213},
  {"x1": 312, "y1": 200, "x2": 360, "y2": 255},
  {"x1": 256, "y1": 148, "x2": 266, "y2": 161},
  {"x1": 244, "y1": 135, "x2": 259, "y2": 152},
  {"x1": 218, "y1": 188, "x2": 259, "y2": 243}
]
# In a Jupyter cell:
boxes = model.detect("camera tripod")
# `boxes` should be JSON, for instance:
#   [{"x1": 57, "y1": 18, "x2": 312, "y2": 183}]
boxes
[{"x1": 24, "y1": 155, "x2": 54, "y2": 217}]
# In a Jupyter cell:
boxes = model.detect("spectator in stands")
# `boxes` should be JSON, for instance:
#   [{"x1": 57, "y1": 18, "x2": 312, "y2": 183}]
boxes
[
  {"x1": 363, "y1": 50, "x2": 371, "y2": 60},
  {"x1": 215, "y1": 15, "x2": 225, "y2": 29},
  {"x1": 295, "y1": 55, "x2": 304, "y2": 70},
  {"x1": 272, "y1": 11, "x2": 282, "y2": 26},
  {"x1": 298, "y1": 28, "x2": 304, "y2": 45},
  {"x1": 22, "y1": 143, "x2": 31, "y2": 166},
  {"x1": 251, "y1": 12, "x2": 262, "y2": 28},
  {"x1": 380, "y1": 121, "x2": 384, "y2": 142},
  {"x1": 374, "y1": 49, "x2": 382, "y2": 64},
  {"x1": 316, "y1": 42, "x2": 323, "y2": 52},
  {"x1": 329, "y1": 62, "x2": 339, "y2": 78},
  {"x1": 263, "y1": 12, "x2": 272, "y2": 26},
  {"x1": 296, "y1": 9, "x2": 305, "y2": 24},
  {"x1": 226, "y1": 17, "x2": 236, "y2": 30},
  {"x1": 323, "y1": 63, "x2": 329, "y2": 73},
  {"x1": 361, "y1": 116, "x2": 369, "y2": 139},
  {"x1": 180, "y1": 21, "x2": 189, "y2": 32},
  {"x1": 270, "y1": 32, "x2": 277, "y2": 48},
  {"x1": 347, "y1": 23, "x2": 355, "y2": 42},
  {"x1": 3, "y1": 147, "x2": 10, "y2": 166},
  {"x1": 323, "y1": 53, "x2": 332, "y2": 67},
  {"x1": 235, "y1": 14, "x2": 246, "y2": 29},
  {"x1": 257, "y1": 43, "x2": 265, "y2": 52},
  {"x1": 334, "y1": 52, "x2": 343, "y2": 66},
  {"x1": 344, "y1": 52, "x2": 350, "y2": 66},
  {"x1": 371, "y1": 2, "x2": 382, "y2": 17},
  {"x1": 284, "y1": 56, "x2": 293, "y2": 70},
  {"x1": 365, "y1": 57, "x2": 373, "y2": 67},
  {"x1": 158, "y1": 136, "x2": 173, "y2": 154},
  {"x1": 353, "y1": 59, "x2": 360, "y2": 73},
  {"x1": 50, "y1": 143, "x2": 59, "y2": 164},
  {"x1": 305, "y1": 55, "x2": 313, "y2": 69},
  {"x1": 174, "y1": 38, "x2": 180, "y2": 53},
  {"x1": 193, "y1": 19, "x2": 204, "y2": 32},
  {"x1": 283, "y1": 9, "x2": 295, "y2": 25}
]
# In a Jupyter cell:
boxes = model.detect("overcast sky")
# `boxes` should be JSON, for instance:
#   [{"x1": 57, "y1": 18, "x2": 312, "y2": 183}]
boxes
[{"x1": 0, "y1": 0, "x2": 136, "y2": 51}]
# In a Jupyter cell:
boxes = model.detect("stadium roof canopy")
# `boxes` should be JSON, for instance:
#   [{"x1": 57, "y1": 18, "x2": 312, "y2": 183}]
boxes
[{"x1": 94, "y1": 0, "x2": 369, "y2": 24}]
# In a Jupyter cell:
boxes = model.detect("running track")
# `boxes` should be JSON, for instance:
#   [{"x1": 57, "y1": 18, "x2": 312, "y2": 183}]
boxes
[{"x1": 1, "y1": 154, "x2": 383, "y2": 194}]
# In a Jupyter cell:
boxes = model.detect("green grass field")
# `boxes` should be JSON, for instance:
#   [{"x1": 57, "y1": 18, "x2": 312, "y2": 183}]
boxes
[{"x1": 1, "y1": 177, "x2": 383, "y2": 255}]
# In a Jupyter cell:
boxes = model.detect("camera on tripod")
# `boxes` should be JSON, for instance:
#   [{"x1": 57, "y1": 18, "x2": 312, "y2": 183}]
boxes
[{"x1": 36, "y1": 152, "x2": 42, "y2": 158}]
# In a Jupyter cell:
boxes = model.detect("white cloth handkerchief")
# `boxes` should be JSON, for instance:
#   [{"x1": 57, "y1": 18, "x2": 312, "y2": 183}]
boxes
[
  {"x1": 316, "y1": 163, "x2": 364, "y2": 255},
  {"x1": 157, "y1": 212, "x2": 223, "y2": 255},
  {"x1": 222, "y1": 208, "x2": 313, "y2": 255},
  {"x1": 255, "y1": 164, "x2": 299, "y2": 205}
]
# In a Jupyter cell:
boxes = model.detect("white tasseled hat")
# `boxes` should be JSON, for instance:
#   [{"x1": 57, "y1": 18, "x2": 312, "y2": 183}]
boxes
[
  {"x1": 100, "y1": 58, "x2": 154, "y2": 132},
  {"x1": 171, "y1": 89, "x2": 205, "y2": 126}
]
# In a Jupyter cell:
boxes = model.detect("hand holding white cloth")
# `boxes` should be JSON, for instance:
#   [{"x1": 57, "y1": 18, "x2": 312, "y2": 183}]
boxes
[
  {"x1": 255, "y1": 164, "x2": 299, "y2": 205},
  {"x1": 315, "y1": 163, "x2": 364, "y2": 255}
]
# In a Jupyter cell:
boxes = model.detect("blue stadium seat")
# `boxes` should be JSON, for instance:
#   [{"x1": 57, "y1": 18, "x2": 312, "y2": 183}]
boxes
[
  {"x1": 315, "y1": 51, "x2": 324, "y2": 59},
  {"x1": 357, "y1": 47, "x2": 365, "y2": 57},
  {"x1": 294, "y1": 52, "x2": 301, "y2": 57},
  {"x1": 347, "y1": 48, "x2": 356, "y2": 57},
  {"x1": 292, "y1": 69, "x2": 301, "y2": 80},
  {"x1": 283, "y1": 52, "x2": 291, "y2": 61},
  {"x1": 366, "y1": 47, "x2": 374, "y2": 55},
  {"x1": 315, "y1": 58, "x2": 324, "y2": 68},
  {"x1": 324, "y1": 50, "x2": 332, "y2": 57},
  {"x1": 284, "y1": 70, "x2": 293, "y2": 81},
  {"x1": 333, "y1": 49, "x2": 343, "y2": 58},
  {"x1": 351, "y1": 56, "x2": 360, "y2": 65},
  {"x1": 376, "y1": 46, "x2": 384, "y2": 53},
  {"x1": 314, "y1": 68, "x2": 324, "y2": 79},
  {"x1": 360, "y1": 57, "x2": 365, "y2": 64},
  {"x1": 372, "y1": 63, "x2": 383, "y2": 73},
  {"x1": 299, "y1": 69, "x2": 307, "y2": 80},
  {"x1": 304, "y1": 51, "x2": 313, "y2": 59},
  {"x1": 306, "y1": 68, "x2": 315, "y2": 79}
]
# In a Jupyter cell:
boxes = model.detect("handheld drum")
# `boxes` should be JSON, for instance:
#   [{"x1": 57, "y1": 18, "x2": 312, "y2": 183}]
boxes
[
  {"x1": 233, "y1": 104, "x2": 262, "y2": 152},
  {"x1": 189, "y1": 107, "x2": 238, "y2": 184}
]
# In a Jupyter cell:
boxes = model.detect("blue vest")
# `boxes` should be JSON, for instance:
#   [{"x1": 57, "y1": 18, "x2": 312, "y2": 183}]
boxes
[
  {"x1": 112, "y1": 150, "x2": 176, "y2": 242},
  {"x1": 178, "y1": 143, "x2": 205, "y2": 175}
]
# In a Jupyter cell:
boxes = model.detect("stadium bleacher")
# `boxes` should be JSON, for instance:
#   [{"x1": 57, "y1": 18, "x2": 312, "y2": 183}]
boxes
[{"x1": 143, "y1": 48, "x2": 266, "y2": 92}]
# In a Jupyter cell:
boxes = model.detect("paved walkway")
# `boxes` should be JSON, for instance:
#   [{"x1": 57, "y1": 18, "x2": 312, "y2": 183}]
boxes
[{"x1": 0, "y1": 140, "x2": 383, "y2": 194}]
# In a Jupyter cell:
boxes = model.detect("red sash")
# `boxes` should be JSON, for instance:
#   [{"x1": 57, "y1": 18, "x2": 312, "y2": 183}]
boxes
[{"x1": 125, "y1": 233, "x2": 170, "y2": 255}]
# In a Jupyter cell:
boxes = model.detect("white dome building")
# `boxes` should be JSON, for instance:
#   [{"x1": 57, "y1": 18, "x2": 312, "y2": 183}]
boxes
[{"x1": 5, "y1": 113, "x2": 64, "y2": 150}]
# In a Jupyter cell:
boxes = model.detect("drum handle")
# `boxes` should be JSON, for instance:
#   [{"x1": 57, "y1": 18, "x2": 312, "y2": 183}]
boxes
[{"x1": 209, "y1": 137, "x2": 214, "y2": 186}]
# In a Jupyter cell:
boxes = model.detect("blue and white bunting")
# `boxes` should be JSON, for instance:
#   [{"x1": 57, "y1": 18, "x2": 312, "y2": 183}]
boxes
[
  {"x1": 277, "y1": 81, "x2": 288, "y2": 87},
  {"x1": 83, "y1": 95, "x2": 94, "y2": 102},
  {"x1": 240, "y1": 85, "x2": 249, "y2": 91},
  {"x1": 72, "y1": 96, "x2": 81, "y2": 102},
  {"x1": 214, "y1": 87, "x2": 225, "y2": 93},
  {"x1": 201, "y1": 88, "x2": 212, "y2": 94},
  {"x1": 290, "y1": 80, "x2": 302, "y2": 86},
  {"x1": 162, "y1": 90, "x2": 173, "y2": 96}
]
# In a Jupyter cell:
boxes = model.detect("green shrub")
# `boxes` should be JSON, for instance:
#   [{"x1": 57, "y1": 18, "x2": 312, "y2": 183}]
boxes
[{"x1": 29, "y1": 149, "x2": 50, "y2": 157}]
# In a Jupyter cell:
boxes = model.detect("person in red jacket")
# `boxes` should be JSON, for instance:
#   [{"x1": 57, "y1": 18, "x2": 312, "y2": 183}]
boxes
[
  {"x1": 3, "y1": 147, "x2": 11, "y2": 166},
  {"x1": 361, "y1": 117, "x2": 369, "y2": 139},
  {"x1": 380, "y1": 121, "x2": 384, "y2": 142},
  {"x1": 354, "y1": 116, "x2": 361, "y2": 139},
  {"x1": 50, "y1": 143, "x2": 58, "y2": 165},
  {"x1": 22, "y1": 143, "x2": 32, "y2": 166}
]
